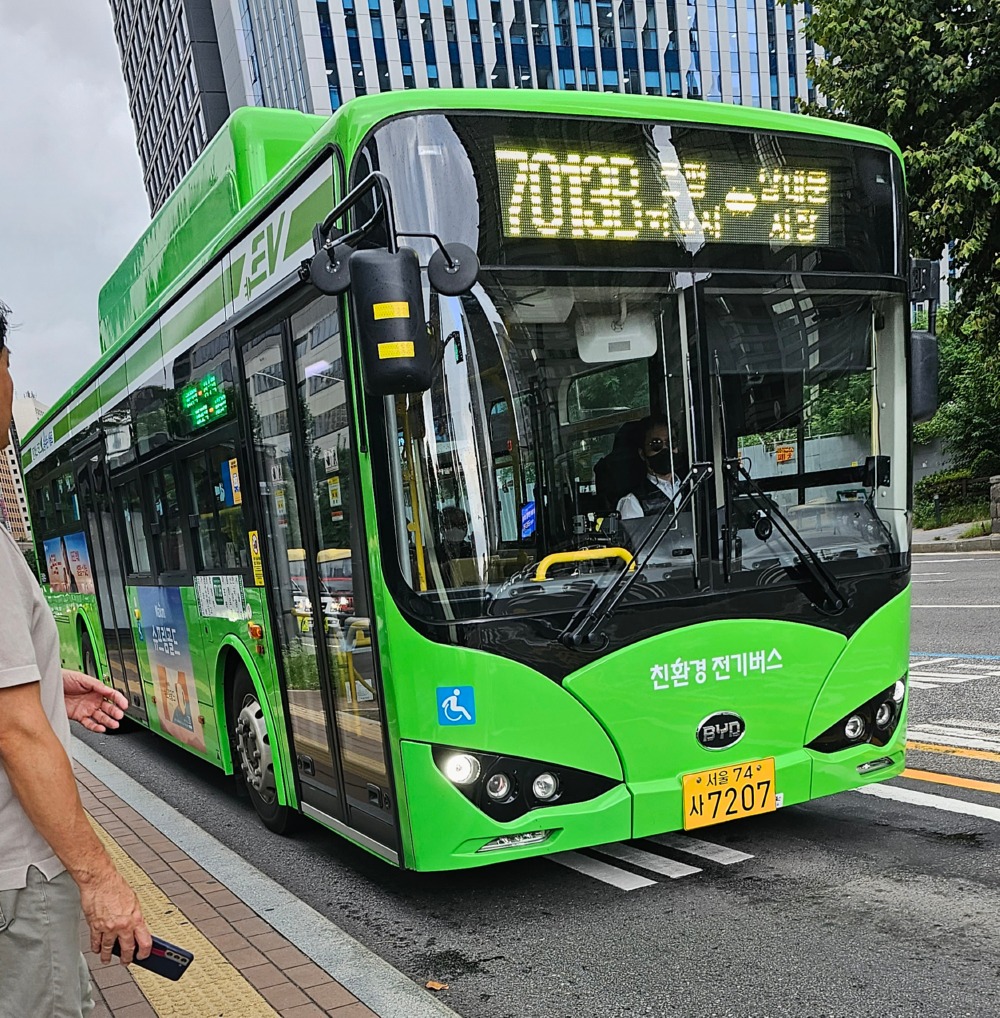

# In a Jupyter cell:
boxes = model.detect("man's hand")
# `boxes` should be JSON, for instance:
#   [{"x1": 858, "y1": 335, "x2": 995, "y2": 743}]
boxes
[
  {"x1": 79, "y1": 866, "x2": 152, "y2": 965},
  {"x1": 62, "y1": 670, "x2": 128, "y2": 733}
]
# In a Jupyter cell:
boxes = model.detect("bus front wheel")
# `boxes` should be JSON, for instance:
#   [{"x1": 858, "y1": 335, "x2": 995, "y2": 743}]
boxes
[{"x1": 230, "y1": 667, "x2": 294, "y2": 834}]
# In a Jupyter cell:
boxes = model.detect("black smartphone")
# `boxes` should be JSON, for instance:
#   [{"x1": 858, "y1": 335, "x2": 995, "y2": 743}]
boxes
[{"x1": 111, "y1": 935, "x2": 194, "y2": 981}]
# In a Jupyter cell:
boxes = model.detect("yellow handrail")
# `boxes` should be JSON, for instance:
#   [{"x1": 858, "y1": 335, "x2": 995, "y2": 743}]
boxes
[{"x1": 533, "y1": 547, "x2": 635, "y2": 581}]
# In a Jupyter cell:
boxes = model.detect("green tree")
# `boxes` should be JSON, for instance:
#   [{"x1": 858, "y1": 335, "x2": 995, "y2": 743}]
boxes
[{"x1": 796, "y1": 1, "x2": 1000, "y2": 346}]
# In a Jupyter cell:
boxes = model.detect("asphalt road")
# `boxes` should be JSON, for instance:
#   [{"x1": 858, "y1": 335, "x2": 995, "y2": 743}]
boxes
[{"x1": 78, "y1": 553, "x2": 1000, "y2": 1018}]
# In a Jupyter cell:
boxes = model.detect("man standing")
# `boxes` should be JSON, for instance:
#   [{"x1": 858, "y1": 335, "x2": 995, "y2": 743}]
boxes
[
  {"x1": 0, "y1": 302, "x2": 151, "y2": 1018},
  {"x1": 616, "y1": 416, "x2": 688, "y2": 520}
]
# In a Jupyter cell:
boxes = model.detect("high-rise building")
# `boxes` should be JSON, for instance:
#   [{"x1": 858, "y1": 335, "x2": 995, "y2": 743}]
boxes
[
  {"x1": 111, "y1": 0, "x2": 819, "y2": 209},
  {"x1": 2, "y1": 397, "x2": 49, "y2": 550},
  {"x1": 109, "y1": 0, "x2": 232, "y2": 211}
]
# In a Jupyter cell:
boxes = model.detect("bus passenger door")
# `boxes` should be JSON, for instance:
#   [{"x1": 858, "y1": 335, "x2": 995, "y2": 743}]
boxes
[
  {"x1": 239, "y1": 299, "x2": 399, "y2": 860},
  {"x1": 76, "y1": 449, "x2": 148, "y2": 721}
]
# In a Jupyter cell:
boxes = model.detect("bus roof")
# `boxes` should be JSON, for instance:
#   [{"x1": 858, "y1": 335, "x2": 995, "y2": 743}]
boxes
[{"x1": 25, "y1": 89, "x2": 901, "y2": 451}]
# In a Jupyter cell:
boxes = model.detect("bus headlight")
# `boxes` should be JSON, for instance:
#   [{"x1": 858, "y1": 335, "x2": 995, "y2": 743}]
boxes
[
  {"x1": 807, "y1": 677, "x2": 906, "y2": 753},
  {"x1": 432, "y1": 746, "x2": 618, "y2": 821},
  {"x1": 485, "y1": 772, "x2": 513, "y2": 801},
  {"x1": 443, "y1": 753, "x2": 481, "y2": 785},
  {"x1": 531, "y1": 772, "x2": 559, "y2": 801}
]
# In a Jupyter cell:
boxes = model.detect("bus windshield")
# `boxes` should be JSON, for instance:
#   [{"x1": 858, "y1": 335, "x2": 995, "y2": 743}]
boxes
[{"x1": 381, "y1": 273, "x2": 907, "y2": 622}]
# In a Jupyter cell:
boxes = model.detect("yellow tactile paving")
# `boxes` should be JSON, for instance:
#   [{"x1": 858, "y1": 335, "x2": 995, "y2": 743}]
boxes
[{"x1": 89, "y1": 816, "x2": 281, "y2": 1017}]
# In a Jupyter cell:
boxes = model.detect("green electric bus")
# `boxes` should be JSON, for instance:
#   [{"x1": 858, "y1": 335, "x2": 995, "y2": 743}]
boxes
[{"x1": 23, "y1": 89, "x2": 932, "y2": 870}]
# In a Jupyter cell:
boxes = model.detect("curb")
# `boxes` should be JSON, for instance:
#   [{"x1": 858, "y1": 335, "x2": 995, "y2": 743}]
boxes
[
  {"x1": 912, "y1": 537, "x2": 1000, "y2": 553},
  {"x1": 73, "y1": 739, "x2": 464, "y2": 1018}
]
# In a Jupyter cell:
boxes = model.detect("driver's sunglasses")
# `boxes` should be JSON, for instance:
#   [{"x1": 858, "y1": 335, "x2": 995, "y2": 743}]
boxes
[{"x1": 645, "y1": 438, "x2": 667, "y2": 451}]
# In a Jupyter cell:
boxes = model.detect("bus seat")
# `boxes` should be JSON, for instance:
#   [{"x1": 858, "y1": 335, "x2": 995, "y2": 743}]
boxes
[
  {"x1": 594, "y1": 419, "x2": 647, "y2": 512},
  {"x1": 446, "y1": 557, "x2": 481, "y2": 586},
  {"x1": 488, "y1": 553, "x2": 529, "y2": 581}
]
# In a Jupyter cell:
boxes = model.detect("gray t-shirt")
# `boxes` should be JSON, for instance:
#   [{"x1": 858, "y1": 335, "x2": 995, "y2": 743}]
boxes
[{"x1": 0, "y1": 527, "x2": 71, "y2": 890}]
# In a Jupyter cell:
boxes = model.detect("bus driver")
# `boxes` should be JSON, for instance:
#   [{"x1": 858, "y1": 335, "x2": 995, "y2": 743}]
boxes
[{"x1": 616, "y1": 416, "x2": 687, "y2": 520}]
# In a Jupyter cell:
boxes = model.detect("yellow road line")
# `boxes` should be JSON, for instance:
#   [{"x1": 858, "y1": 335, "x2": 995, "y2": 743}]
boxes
[
  {"x1": 902, "y1": 767, "x2": 1000, "y2": 796},
  {"x1": 90, "y1": 817, "x2": 279, "y2": 1017},
  {"x1": 906, "y1": 739, "x2": 1000, "y2": 764}
]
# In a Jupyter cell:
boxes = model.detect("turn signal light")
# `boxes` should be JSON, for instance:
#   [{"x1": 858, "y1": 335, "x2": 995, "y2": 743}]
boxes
[{"x1": 248, "y1": 622, "x2": 264, "y2": 640}]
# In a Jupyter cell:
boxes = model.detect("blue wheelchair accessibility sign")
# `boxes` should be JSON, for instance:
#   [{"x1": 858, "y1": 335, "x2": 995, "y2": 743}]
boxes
[{"x1": 437, "y1": 686, "x2": 476, "y2": 726}]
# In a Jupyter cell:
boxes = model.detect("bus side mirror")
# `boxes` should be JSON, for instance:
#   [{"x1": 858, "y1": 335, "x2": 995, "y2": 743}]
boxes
[
  {"x1": 350, "y1": 247, "x2": 433, "y2": 396},
  {"x1": 910, "y1": 330, "x2": 938, "y2": 423}
]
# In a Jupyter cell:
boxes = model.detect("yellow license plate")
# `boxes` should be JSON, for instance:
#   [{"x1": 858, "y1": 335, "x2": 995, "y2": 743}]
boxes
[{"x1": 682, "y1": 757, "x2": 776, "y2": 831}]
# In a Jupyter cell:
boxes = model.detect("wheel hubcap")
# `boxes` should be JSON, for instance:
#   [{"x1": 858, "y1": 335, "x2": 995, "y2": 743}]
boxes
[{"x1": 235, "y1": 696, "x2": 276, "y2": 802}]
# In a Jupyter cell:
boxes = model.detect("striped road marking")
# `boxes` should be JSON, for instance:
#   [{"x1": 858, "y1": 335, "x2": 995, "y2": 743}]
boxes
[
  {"x1": 648, "y1": 832, "x2": 755, "y2": 865},
  {"x1": 906, "y1": 658, "x2": 1000, "y2": 690},
  {"x1": 548, "y1": 852, "x2": 657, "y2": 890},
  {"x1": 908, "y1": 723, "x2": 1000, "y2": 753},
  {"x1": 855, "y1": 783, "x2": 1000, "y2": 824},
  {"x1": 547, "y1": 834, "x2": 753, "y2": 890},
  {"x1": 592, "y1": 843, "x2": 701, "y2": 879}
]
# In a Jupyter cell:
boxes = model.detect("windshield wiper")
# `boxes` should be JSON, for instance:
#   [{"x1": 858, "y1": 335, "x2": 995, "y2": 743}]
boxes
[
  {"x1": 559, "y1": 462, "x2": 713, "y2": 648},
  {"x1": 712, "y1": 353, "x2": 849, "y2": 616},
  {"x1": 721, "y1": 458, "x2": 850, "y2": 615}
]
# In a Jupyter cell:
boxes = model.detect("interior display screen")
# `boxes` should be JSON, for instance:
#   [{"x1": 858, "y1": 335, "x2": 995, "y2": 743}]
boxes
[
  {"x1": 179, "y1": 373, "x2": 229, "y2": 431},
  {"x1": 495, "y1": 144, "x2": 831, "y2": 246}
]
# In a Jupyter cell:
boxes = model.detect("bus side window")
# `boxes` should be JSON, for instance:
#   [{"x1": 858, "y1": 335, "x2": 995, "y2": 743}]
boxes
[
  {"x1": 185, "y1": 445, "x2": 249, "y2": 573},
  {"x1": 118, "y1": 477, "x2": 152, "y2": 575},
  {"x1": 146, "y1": 463, "x2": 189, "y2": 575}
]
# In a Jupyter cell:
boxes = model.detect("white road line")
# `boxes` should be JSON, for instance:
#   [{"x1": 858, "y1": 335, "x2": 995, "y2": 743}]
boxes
[
  {"x1": 909, "y1": 680, "x2": 939, "y2": 689},
  {"x1": 911, "y1": 572, "x2": 951, "y2": 575},
  {"x1": 855, "y1": 783, "x2": 1000, "y2": 824},
  {"x1": 909, "y1": 656, "x2": 956, "y2": 665},
  {"x1": 647, "y1": 833, "x2": 754, "y2": 865},
  {"x1": 940, "y1": 718, "x2": 1000, "y2": 733},
  {"x1": 547, "y1": 851, "x2": 657, "y2": 890},
  {"x1": 592, "y1": 843, "x2": 702, "y2": 879},
  {"x1": 906, "y1": 728, "x2": 1000, "y2": 753},
  {"x1": 912, "y1": 604, "x2": 1000, "y2": 608},
  {"x1": 912, "y1": 579, "x2": 957, "y2": 583},
  {"x1": 905, "y1": 673, "x2": 983, "y2": 683}
]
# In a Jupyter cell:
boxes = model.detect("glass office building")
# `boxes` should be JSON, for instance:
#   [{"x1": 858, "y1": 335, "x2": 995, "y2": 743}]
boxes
[
  {"x1": 313, "y1": 0, "x2": 819, "y2": 112},
  {"x1": 110, "y1": 0, "x2": 819, "y2": 210},
  {"x1": 109, "y1": 0, "x2": 232, "y2": 211}
]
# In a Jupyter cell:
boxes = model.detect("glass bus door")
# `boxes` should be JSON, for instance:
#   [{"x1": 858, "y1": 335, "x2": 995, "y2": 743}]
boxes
[
  {"x1": 76, "y1": 447, "x2": 147, "y2": 721},
  {"x1": 239, "y1": 299, "x2": 399, "y2": 859}
]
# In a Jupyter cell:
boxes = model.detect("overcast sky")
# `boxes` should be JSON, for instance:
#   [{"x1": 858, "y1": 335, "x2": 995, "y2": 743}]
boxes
[{"x1": 0, "y1": 1, "x2": 149, "y2": 406}]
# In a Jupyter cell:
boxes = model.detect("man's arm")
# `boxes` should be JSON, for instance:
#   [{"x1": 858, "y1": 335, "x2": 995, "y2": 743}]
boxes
[{"x1": 0, "y1": 680, "x2": 151, "y2": 965}]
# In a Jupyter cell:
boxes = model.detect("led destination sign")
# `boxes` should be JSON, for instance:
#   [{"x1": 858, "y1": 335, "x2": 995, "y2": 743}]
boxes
[{"x1": 495, "y1": 144, "x2": 831, "y2": 246}]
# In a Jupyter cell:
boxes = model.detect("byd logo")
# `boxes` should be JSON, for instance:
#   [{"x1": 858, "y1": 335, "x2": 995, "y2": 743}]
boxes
[{"x1": 696, "y1": 711, "x2": 746, "y2": 750}]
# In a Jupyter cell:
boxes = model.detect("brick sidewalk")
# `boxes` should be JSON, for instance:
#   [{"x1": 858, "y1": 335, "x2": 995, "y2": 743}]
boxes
[{"x1": 75, "y1": 762, "x2": 378, "y2": 1018}]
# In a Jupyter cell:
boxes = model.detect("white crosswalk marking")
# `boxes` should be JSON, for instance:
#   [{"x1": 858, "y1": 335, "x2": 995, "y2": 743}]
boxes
[
  {"x1": 592, "y1": 843, "x2": 702, "y2": 879},
  {"x1": 906, "y1": 657, "x2": 1000, "y2": 690},
  {"x1": 547, "y1": 851, "x2": 656, "y2": 890},
  {"x1": 908, "y1": 723, "x2": 1000, "y2": 753},
  {"x1": 547, "y1": 834, "x2": 754, "y2": 889},
  {"x1": 941, "y1": 718, "x2": 1000, "y2": 733},
  {"x1": 648, "y1": 833, "x2": 754, "y2": 865}
]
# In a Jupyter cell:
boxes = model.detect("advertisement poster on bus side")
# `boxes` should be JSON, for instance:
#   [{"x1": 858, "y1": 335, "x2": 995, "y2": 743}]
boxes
[
  {"x1": 137, "y1": 587, "x2": 205, "y2": 752},
  {"x1": 43, "y1": 532, "x2": 95, "y2": 594},
  {"x1": 194, "y1": 574, "x2": 250, "y2": 620}
]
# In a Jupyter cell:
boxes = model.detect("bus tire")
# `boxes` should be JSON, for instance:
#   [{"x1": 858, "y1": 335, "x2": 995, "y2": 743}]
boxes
[
  {"x1": 81, "y1": 629, "x2": 98, "y2": 678},
  {"x1": 230, "y1": 666, "x2": 295, "y2": 834}
]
